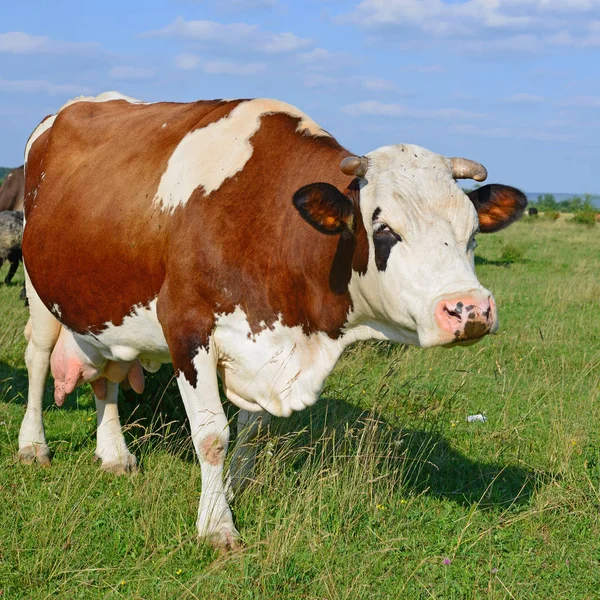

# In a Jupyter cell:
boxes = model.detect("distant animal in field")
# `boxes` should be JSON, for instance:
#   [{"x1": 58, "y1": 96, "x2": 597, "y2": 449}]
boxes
[
  {"x1": 19, "y1": 92, "x2": 526, "y2": 551},
  {"x1": 0, "y1": 166, "x2": 25, "y2": 212},
  {"x1": 0, "y1": 210, "x2": 23, "y2": 284},
  {"x1": 528, "y1": 207, "x2": 538, "y2": 216}
]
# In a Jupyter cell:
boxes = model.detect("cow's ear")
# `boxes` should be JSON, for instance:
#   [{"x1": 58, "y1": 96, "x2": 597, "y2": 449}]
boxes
[
  {"x1": 293, "y1": 183, "x2": 354, "y2": 235},
  {"x1": 468, "y1": 184, "x2": 527, "y2": 233}
]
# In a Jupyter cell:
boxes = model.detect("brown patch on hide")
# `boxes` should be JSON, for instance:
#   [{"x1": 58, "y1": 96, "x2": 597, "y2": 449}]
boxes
[{"x1": 201, "y1": 434, "x2": 225, "y2": 466}]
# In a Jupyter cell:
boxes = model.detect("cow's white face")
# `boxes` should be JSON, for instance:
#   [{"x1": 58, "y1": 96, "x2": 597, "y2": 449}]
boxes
[
  {"x1": 293, "y1": 143, "x2": 526, "y2": 348},
  {"x1": 351, "y1": 144, "x2": 491, "y2": 347}
]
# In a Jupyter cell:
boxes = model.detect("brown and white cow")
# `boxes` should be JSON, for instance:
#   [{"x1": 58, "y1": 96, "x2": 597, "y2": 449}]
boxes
[
  {"x1": 0, "y1": 166, "x2": 25, "y2": 212},
  {"x1": 19, "y1": 92, "x2": 526, "y2": 550}
]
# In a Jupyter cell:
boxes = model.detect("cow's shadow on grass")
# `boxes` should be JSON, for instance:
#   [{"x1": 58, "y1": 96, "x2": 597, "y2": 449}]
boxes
[
  {"x1": 269, "y1": 396, "x2": 540, "y2": 509},
  {"x1": 118, "y1": 369, "x2": 540, "y2": 510},
  {"x1": 0, "y1": 360, "x2": 28, "y2": 402},
  {"x1": 1, "y1": 361, "x2": 541, "y2": 510}
]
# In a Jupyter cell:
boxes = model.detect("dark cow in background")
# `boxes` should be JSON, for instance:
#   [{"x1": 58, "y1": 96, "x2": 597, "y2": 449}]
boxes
[
  {"x1": 528, "y1": 207, "x2": 539, "y2": 216},
  {"x1": 0, "y1": 166, "x2": 26, "y2": 293},
  {"x1": 0, "y1": 166, "x2": 25, "y2": 212},
  {"x1": 19, "y1": 92, "x2": 526, "y2": 550},
  {"x1": 0, "y1": 210, "x2": 24, "y2": 284}
]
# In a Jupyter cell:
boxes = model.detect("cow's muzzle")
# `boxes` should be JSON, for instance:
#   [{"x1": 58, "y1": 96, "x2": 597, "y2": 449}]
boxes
[{"x1": 435, "y1": 295, "x2": 496, "y2": 342}]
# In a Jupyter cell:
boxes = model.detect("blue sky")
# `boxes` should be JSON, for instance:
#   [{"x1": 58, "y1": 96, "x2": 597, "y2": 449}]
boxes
[{"x1": 2, "y1": 0, "x2": 599, "y2": 193}]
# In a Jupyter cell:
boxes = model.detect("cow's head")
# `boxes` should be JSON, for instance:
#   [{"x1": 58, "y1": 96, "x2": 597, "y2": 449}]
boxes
[{"x1": 293, "y1": 144, "x2": 526, "y2": 347}]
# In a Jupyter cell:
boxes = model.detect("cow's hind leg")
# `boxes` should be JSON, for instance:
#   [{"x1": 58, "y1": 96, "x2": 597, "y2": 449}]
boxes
[
  {"x1": 5, "y1": 250, "x2": 21, "y2": 284},
  {"x1": 226, "y1": 409, "x2": 271, "y2": 500},
  {"x1": 18, "y1": 278, "x2": 61, "y2": 466},
  {"x1": 176, "y1": 348, "x2": 239, "y2": 551},
  {"x1": 94, "y1": 380, "x2": 138, "y2": 475}
]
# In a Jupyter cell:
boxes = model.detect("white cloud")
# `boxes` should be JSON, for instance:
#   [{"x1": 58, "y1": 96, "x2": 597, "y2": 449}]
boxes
[
  {"x1": 174, "y1": 53, "x2": 266, "y2": 75},
  {"x1": 144, "y1": 17, "x2": 311, "y2": 54},
  {"x1": 0, "y1": 77, "x2": 94, "y2": 95},
  {"x1": 296, "y1": 47, "x2": 357, "y2": 70},
  {"x1": 304, "y1": 74, "x2": 398, "y2": 92},
  {"x1": 0, "y1": 31, "x2": 99, "y2": 54},
  {"x1": 337, "y1": 0, "x2": 600, "y2": 54},
  {"x1": 110, "y1": 66, "x2": 155, "y2": 80},
  {"x1": 189, "y1": 0, "x2": 277, "y2": 8},
  {"x1": 342, "y1": 100, "x2": 485, "y2": 120},
  {"x1": 261, "y1": 32, "x2": 309, "y2": 53},
  {"x1": 298, "y1": 48, "x2": 335, "y2": 63}
]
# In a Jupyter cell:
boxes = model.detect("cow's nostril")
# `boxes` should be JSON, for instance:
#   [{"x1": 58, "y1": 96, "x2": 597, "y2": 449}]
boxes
[{"x1": 443, "y1": 305, "x2": 462, "y2": 321}]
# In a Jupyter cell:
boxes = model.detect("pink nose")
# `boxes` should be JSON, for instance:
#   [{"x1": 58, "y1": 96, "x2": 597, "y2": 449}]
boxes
[{"x1": 435, "y1": 296, "x2": 496, "y2": 341}]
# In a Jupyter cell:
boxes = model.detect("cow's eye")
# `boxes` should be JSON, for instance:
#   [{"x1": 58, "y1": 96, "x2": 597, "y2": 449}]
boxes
[{"x1": 373, "y1": 223, "x2": 402, "y2": 241}]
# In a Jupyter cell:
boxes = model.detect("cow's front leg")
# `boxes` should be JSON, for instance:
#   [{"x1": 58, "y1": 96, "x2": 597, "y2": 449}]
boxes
[
  {"x1": 93, "y1": 380, "x2": 138, "y2": 474},
  {"x1": 176, "y1": 349, "x2": 239, "y2": 551},
  {"x1": 226, "y1": 409, "x2": 271, "y2": 500}
]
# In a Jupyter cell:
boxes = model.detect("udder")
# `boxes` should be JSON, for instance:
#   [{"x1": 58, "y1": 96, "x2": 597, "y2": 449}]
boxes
[{"x1": 50, "y1": 327, "x2": 145, "y2": 406}]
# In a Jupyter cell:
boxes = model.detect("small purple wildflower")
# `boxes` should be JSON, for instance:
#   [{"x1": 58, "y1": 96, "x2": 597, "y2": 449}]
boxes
[
  {"x1": 443, "y1": 558, "x2": 451, "y2": 566},
  {"x1": 491, "y1": 568, "x2": 499, "y2": 574}
]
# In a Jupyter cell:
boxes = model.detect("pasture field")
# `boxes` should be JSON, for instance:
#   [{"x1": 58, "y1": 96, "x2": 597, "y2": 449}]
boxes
[{"x1": 0, "y1": 217, "x2": 599, "y2": 599}]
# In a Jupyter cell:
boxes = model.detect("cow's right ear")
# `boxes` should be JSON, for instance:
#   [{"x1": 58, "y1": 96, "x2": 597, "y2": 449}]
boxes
[{"x1": 292, "y1": 183, "x2": 354, "y2": 235}]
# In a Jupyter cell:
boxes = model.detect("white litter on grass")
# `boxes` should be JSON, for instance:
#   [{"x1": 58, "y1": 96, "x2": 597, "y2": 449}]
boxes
[{"x1": 467, "y1": 414, "x2": 487, "y2": 423}]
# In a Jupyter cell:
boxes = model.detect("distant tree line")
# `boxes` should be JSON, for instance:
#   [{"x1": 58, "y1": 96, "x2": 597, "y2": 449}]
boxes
[{"x1": 530, "y1": 193, "x2": 598, "y2": 213}]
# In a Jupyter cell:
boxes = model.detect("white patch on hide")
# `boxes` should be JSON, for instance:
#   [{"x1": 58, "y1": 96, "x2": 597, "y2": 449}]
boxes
[
  {"x1": 82, "y1": 298, "x2": 170, "y2": 365},
  {"x1": 153, "y1": 98, "x2": 330, "y2": 213},
  {"x1": 214, "y1": 306, "x2": 344, "y2": 418},
  {"x1": 50, "y1": 303, "x2": 62, "y2": 318},
  {"x1": 25, "y1": 115, "x2": 57, "y2": 163}
]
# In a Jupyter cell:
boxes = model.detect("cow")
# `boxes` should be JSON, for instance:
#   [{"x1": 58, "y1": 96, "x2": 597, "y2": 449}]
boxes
[
  {"x1": 528, "y1": 207, "x2": 538, "y2": 216},
  {"x1": 19, "y1": 92, "x2": 526, "y2": 551},
  {"x1": 0, "y1": 166, "x2": 25, "y2": 212},
  {"x1": 0, "y1": 167, "x2": 25, "y2": 293},
  {"x1": 0, "y1": 210, "x2": 24, "y2": 284}
]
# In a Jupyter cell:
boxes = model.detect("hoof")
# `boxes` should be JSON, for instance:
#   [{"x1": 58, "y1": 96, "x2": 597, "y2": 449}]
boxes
[
  {"x1": 202, "y1": 527, "x2": 242, "y2": 554},
  {"x1": 17, "y1": 446, "x2": 51, "y2": 467},
  {"x1": 95, "y1": 453, "x2": 139, "y2": 475}
]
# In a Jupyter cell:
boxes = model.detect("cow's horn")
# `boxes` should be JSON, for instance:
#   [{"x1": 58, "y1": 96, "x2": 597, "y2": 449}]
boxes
[
  {"x1": 449, "y1": 157, "x2": 488, "y2": 182},
  {"x1": 341, "y1": 156, "x2": 369, "y2": 177}
]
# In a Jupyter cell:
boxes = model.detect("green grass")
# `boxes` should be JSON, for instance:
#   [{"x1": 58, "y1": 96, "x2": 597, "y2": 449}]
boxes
[{"x1": 1, "y1": 217, "x2": 599, "y2": 599}]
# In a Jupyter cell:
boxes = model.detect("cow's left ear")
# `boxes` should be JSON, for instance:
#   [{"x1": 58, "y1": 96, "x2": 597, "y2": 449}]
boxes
[
  {"x1": 468, "y1": 184, "x2": 527, "y2": 233},
  {"x1": 293, "y1": 182, "x2": 354, "y2": 235}
]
